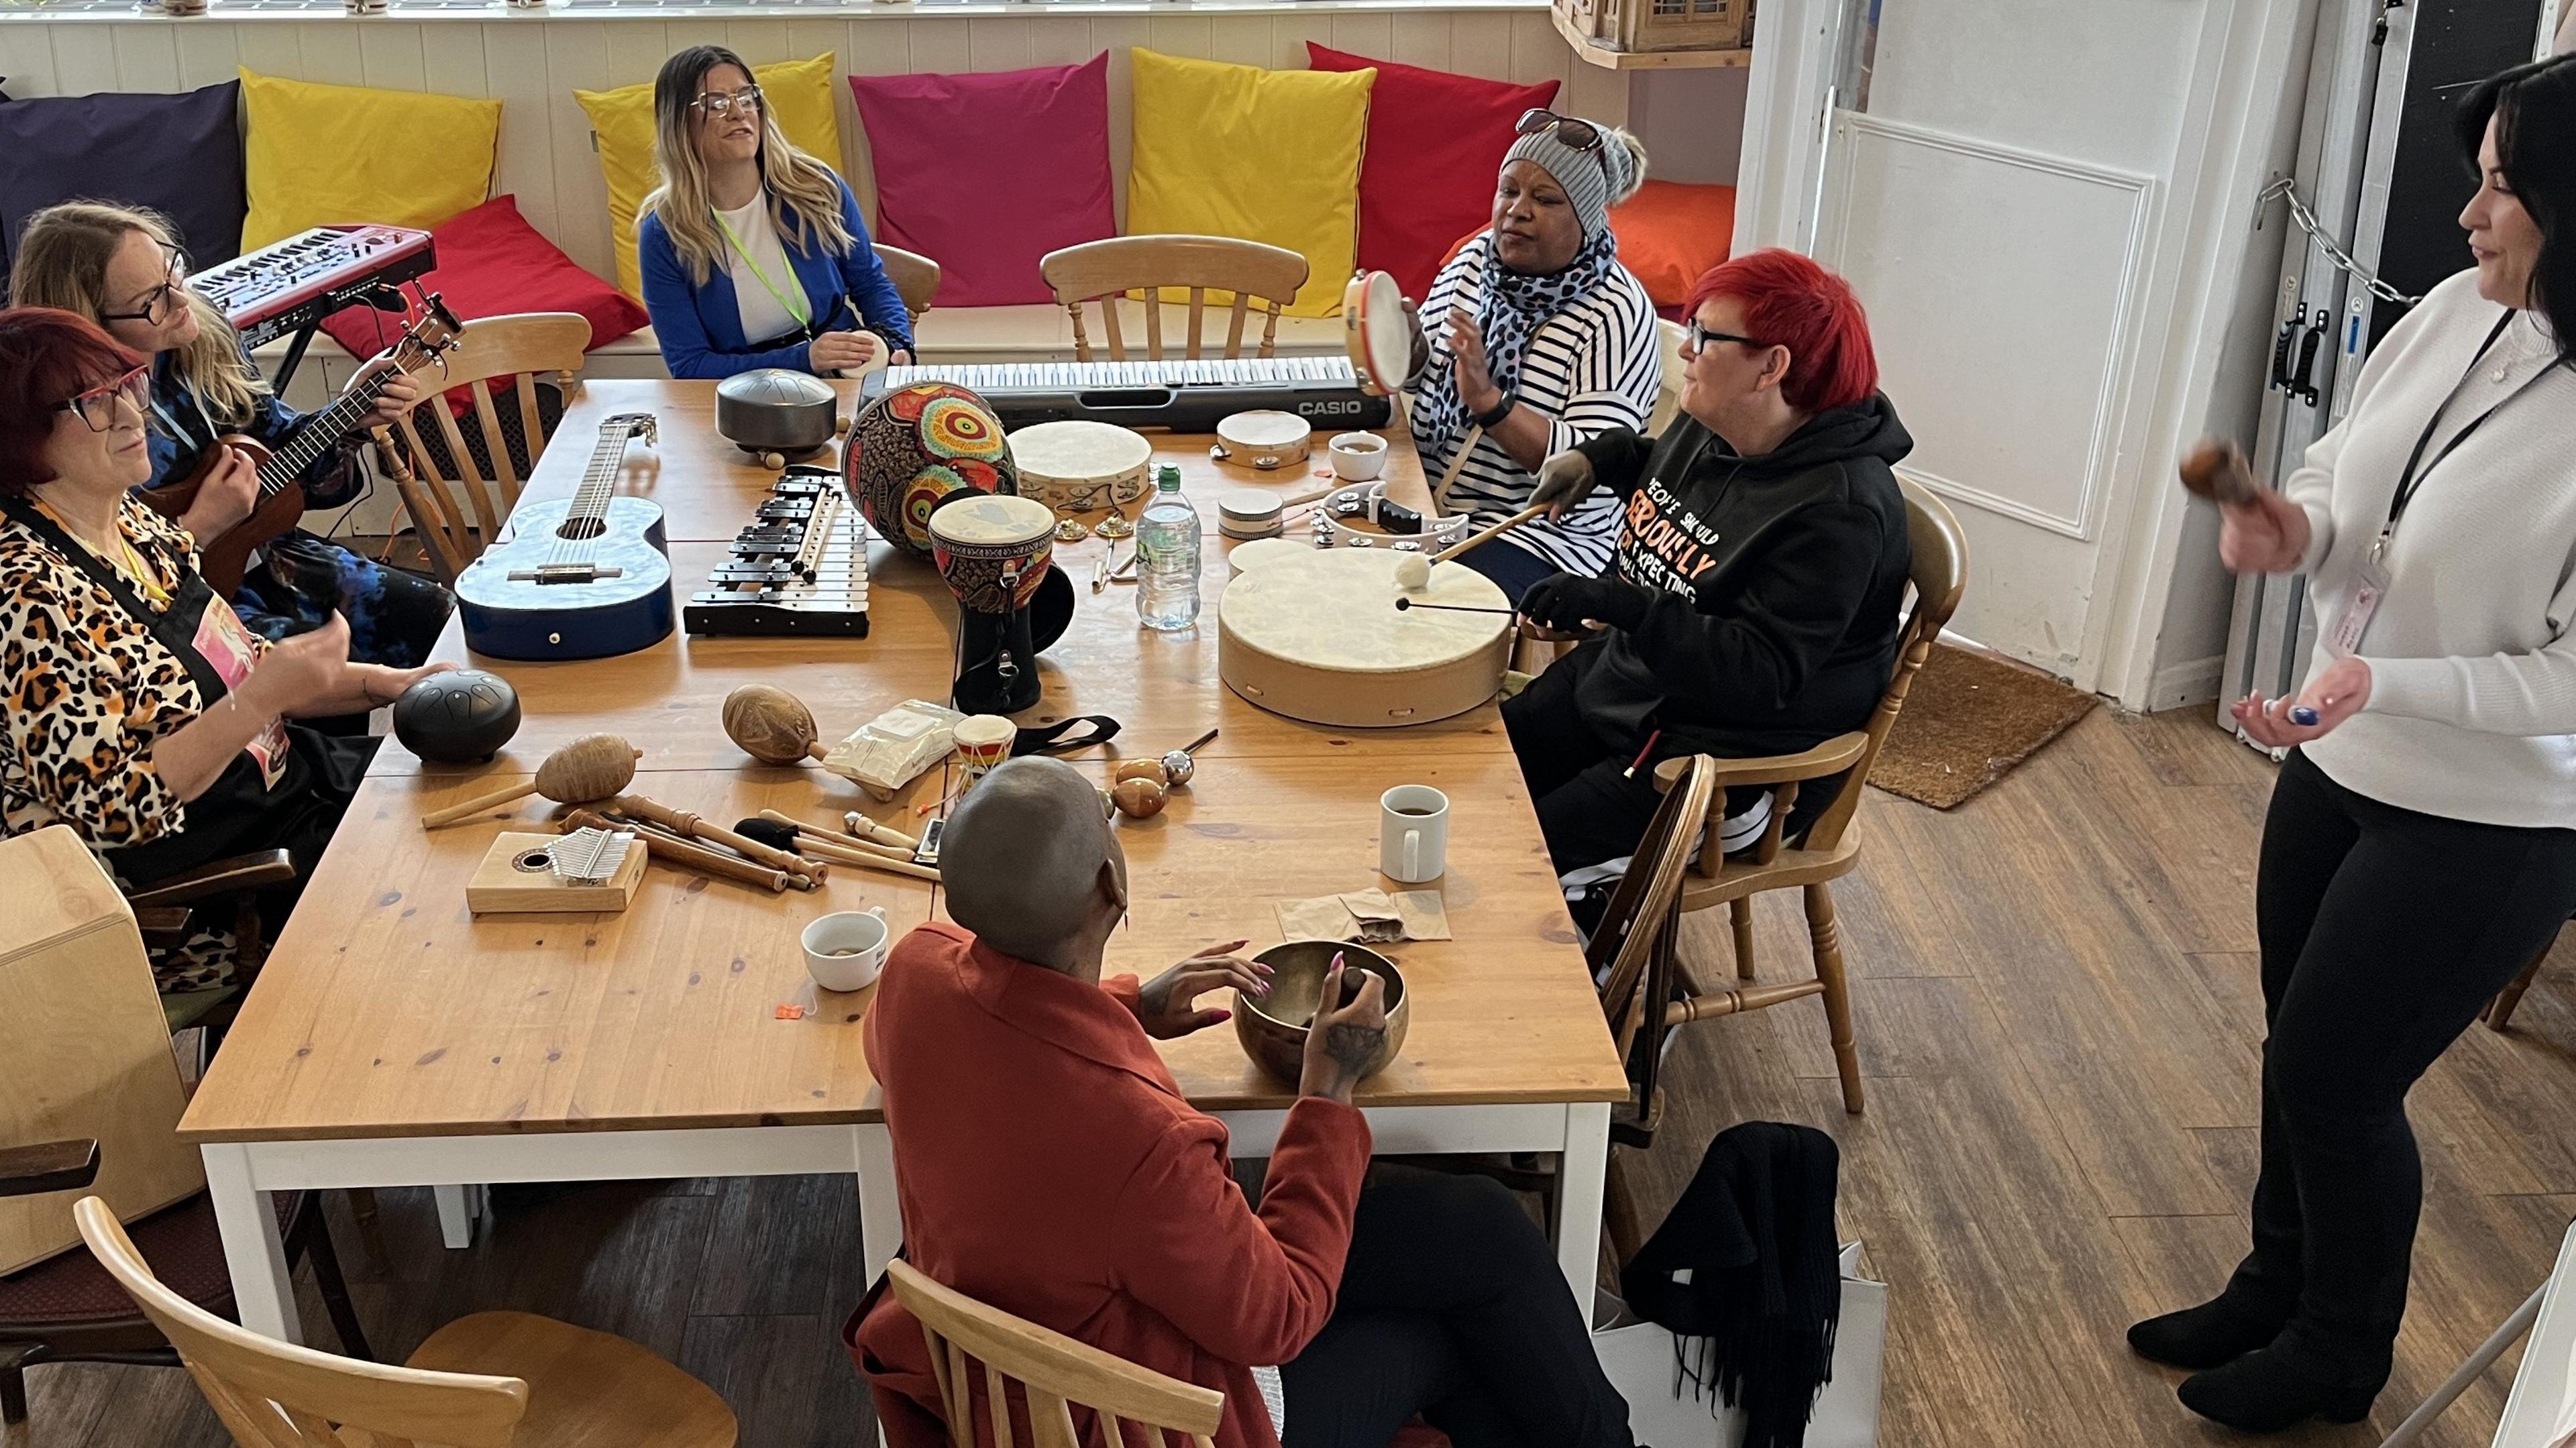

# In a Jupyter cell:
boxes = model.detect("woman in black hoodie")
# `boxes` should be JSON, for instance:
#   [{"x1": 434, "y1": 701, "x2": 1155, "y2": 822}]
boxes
[{"x1": 1506, "y1": 247, "x2": 1913, "y2": 877}]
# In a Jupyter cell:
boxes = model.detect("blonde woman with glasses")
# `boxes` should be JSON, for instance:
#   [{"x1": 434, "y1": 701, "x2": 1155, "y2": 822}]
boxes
[{"x1": 637, "y1": 45, "x2": 915, "y2": 380}]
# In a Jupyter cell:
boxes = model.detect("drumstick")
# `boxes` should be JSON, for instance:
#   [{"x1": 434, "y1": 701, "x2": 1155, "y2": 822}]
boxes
[
  {"x1": 564, "y1": 808, "x2": 795, "y2": 893},
  {"x1": 612, "y1": 813, "x2": 820, "y2": 893},
  {"x1": 756, "y1": 809, "x2": 914, "y2": 861},
  {"x1": 1430, "y1": 423, "x2": 1485, "y2": 513},
  {"x1": 1394, "y1": 598, "x2": 1515, "y2": 616},
  {"x1": 1431, "y1": 504, "x2": 1547, "y2": 565},
  {"x1": 842, "y1": 811, "x2": 922, "y2": 852},
  {"x1": 614, "y1": 794, "x2": 822, "y2": 879},
  {"x1": 737, "y1": 818, "x2": 940, "y2": 880}
]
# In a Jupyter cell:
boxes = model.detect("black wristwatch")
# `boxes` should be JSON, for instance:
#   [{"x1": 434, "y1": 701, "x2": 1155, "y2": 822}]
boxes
[{"x1": 1470, "y1": 394, "x2": 1516, "y2": 430}]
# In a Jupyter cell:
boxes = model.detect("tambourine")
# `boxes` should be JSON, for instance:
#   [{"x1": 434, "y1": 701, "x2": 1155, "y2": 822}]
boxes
[
  {"x1": 1211, "y1": 410, "x2": 1313, "y2": 471},
  {"x1": 1308, "y1": 480, "x2": 1474, "y2": 555},
  {"x1": 1343, "y1": 269, "x2": 1413, "y2": 397}
]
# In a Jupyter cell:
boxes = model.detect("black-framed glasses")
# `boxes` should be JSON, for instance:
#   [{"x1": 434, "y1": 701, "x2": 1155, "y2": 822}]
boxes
[
  {"x1": 1515, "y1": 108, "x2": 1612, "y2": 184},
  {"x1": 1684, "y1": 318, "x2": 1770, "y2": 353},
  {"x1": 55, "y1": 365, "x2": 152, "y2": 433},
  {"x1": 690, "y1": 85, "x2": 763, "y2": 119},
  {"x1": 99, "y1": 243, "x2": 189, "y2": 327}
]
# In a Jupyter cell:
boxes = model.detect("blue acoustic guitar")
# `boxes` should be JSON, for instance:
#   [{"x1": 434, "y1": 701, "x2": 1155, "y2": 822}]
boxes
[{"x1": 456, "y1": 412, "x2": 674, "y2": 660}]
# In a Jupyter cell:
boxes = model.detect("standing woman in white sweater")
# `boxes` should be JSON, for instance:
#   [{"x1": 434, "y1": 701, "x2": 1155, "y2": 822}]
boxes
[{"x1": 2129, "y1": 53, "x2": 2576, "y2": 1433}]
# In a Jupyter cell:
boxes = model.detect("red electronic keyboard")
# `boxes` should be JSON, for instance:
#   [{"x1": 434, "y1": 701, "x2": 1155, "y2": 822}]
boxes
[{"x1": 192, "y1": 224, "x2": 437, "y2": 388}]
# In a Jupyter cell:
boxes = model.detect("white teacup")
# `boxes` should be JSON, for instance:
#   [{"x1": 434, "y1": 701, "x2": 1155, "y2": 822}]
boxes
[
  {"x1": 802, "y1": 907, "x2": 891, "y2": 992},
  {"x1": 1330, "y1": 431, "x2": 1388, "y2": 482},
  {"x1": 1379, "y1": 784, "x2": 1450, "y2": 884}
]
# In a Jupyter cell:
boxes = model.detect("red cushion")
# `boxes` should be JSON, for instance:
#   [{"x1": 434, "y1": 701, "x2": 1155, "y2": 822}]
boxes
[
  {"x1": 321, "y1": 194, "x2": 647, "y2": 359},
  {"x1": 0, "y1": 1190, "x2": 299, "y2": 1326},
  {"x1": 1608, "y1": 180, "x2": 1738, "y2": 309},
  {"x1": 1305, "y1": 44, "x2": 1558, "y2": 304}
]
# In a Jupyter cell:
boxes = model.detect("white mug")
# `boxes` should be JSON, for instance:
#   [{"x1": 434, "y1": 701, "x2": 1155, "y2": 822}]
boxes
[
  {"x1": 1330, "y1": 431, "x2": 1388, "y2": 482},
  {"x1": 801, "y1": 907, "x2": 891, "y2": 992},
  {"x1": 1379, "y1": 785, "x2": 1450, "y2": 884}
]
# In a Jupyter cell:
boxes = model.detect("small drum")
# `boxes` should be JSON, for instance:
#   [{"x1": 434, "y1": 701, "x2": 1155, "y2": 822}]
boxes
[
  {"x1": 928, "y1": 494, "x2": 1059, "y2": 616},
  {"x1": 1342, "y1": 270, "x2": 1413, "y2": 396},
  {"x1": 1212, "y1": 410, "x2": 1313, "y2": 471},
  {"x1": 1008, "y1": 420, "x2": 1153, "y2": 514},
  {"x1": 843, "y1": 382, "x2": 1019, "y2": 561}
]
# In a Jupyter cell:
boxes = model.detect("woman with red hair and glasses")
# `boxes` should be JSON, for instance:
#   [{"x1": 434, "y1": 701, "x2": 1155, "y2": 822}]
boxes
[
  {"x1": 1509, "y1": 248, "x2": 1914, "y2": 881},
  {"x1": 0, "y1": 308, "x2": 450, "y2": 997}
]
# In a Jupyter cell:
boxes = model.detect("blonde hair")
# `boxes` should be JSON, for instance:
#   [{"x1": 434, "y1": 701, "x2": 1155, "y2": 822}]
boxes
[
  {"x1": 7, "y1": 201, "x2": 270, "y2": 429},
  {"x1": 639, "y1": 46, "x2": 854, "y2": 289}
]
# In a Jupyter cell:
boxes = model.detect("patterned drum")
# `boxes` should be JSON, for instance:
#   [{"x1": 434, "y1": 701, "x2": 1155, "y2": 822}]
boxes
[
  {"x1": 928, "y1": 494, "x2": 1059, "y2": 616},
  {"x1": 843, "y1": 382, "x2": 1018, "y2": 560}
]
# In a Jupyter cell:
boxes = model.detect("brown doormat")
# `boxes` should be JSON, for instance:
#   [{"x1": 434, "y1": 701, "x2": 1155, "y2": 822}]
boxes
[{"x1": 1868, "y1": 643, "x2": 2099, "y2": 809}]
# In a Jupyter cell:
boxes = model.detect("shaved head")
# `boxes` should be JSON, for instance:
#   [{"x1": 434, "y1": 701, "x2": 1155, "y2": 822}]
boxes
[{"x1": 941, "y1": 757, "x2": 1125, "y2": 967}]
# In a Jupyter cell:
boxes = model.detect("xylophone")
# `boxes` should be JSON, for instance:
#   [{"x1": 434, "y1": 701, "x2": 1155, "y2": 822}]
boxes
[{"x1": 683, "y1": 467, "x2": 871, "y2": 638}]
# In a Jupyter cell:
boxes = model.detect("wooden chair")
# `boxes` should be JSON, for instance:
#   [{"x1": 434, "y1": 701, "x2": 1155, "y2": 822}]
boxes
[
  {"x1": 379, "y1": 312, "x2": 592, "y2": 586},
  {"x1": 125, "y1": 847, "x2": 298, "y2": 1032},
  {"x1": 2486, "y1": 913, "x2": 2571, "y2": 1032},
  {"x1": 73, "y1": 1196, "x2": 737, "y2": 1448},
  {"x1": 1650, "y1": 479, "x2": 1969, "y2": 1115},
  {"x1": 873, "y1": 243, "x2": 943, "y2": 326},
  {"x1": 885, "y1": 1259, "x2": 1224, "y2": 1448},
  {"x1": 1648, "y1": 318, "x2": 1690, "y2": 433},
  {"x1": 1038, "y1": 236, "x2": 1309, "y2": 362}
]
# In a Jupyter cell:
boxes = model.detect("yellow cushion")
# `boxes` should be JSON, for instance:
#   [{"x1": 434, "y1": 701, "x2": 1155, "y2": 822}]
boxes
[
  {"x1": 239, "y1": 70, "x2": 502, "y2": 252},
  {"x1": 1124, "y1": 50, "x2": 1373, "y2": 317},
  {"x1": 576, "y1": 52, "x2": 843, "y2": 300}
]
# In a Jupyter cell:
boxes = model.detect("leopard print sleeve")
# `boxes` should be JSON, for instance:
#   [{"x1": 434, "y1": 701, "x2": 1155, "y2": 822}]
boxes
[{"x1": 0, "y1": 549, "x2": 197, "y2": 848}]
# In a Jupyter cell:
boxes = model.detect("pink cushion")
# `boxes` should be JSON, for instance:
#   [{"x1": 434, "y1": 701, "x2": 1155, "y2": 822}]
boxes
[
  {"x1": 1305, "y1": 44, "x2": 1560, "y2": 303},
  {"x1": 320, "y1": 194, "x2": 647, "y2": 359},
  {"x1": 851, "y1": 55, "x2": 1117, "y2": 308}
]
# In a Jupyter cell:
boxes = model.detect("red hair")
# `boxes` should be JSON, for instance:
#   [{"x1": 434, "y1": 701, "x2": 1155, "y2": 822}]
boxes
[
  {"x1": 1686, "y1": 248, "x2": 1879, "y2": 414},
  {"x1": 0, "y1": 307, "x2": 144, "y2": 496}
]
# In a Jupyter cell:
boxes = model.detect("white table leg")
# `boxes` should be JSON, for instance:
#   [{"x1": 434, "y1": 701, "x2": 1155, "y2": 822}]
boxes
[
  {"x1": 1555, "y1": 1102, "x2": 1611, "y2": 1319},
  {"x1": 202, "y1": 1143, "x2": 303, "y2": 1343},
  {"x1": 856, "y1": 1123, "x2": 902, "y2": 1283},
  {"x1": 433, "y1": 1184, "x2": 480, "y2": 1248}
]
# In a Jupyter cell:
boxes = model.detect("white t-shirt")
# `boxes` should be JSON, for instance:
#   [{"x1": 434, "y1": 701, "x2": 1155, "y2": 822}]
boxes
[{"x1": 715, "y1": 194, "x2": 806, "y2": 345}]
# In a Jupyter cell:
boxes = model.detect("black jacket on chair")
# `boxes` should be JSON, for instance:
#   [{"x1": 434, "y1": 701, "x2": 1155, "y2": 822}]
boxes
[{"x1": 1560, "y1": 398, "x2": 1914, "y2": 763}]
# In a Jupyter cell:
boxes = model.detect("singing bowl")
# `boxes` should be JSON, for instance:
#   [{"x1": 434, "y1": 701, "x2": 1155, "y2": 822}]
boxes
[
  {"x1": 716, "y1": 368, "x2": 838, "y2": 455},
  {"x1": 1234, "y1": 941, "x2": 1409, "y2": 1087}
]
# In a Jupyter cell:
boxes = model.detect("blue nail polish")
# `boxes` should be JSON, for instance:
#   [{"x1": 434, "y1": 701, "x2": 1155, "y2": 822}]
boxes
[{"x1": 2289, "y1": 706, "x2": 2320, "y2": 726}]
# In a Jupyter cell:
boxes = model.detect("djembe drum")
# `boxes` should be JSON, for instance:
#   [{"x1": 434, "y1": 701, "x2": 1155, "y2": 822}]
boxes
[
  {"x1": 843, "y1": 381, "x2": 1019, "y2": 561},
  {"x1": 930, "y1": 493, "x2": 1063, "y2": 715}
]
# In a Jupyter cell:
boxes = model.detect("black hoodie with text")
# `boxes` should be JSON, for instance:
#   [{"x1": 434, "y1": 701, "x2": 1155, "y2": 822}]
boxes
[{"x1": 1561, "y1": 394, "x2": 1914, "y2": 762}]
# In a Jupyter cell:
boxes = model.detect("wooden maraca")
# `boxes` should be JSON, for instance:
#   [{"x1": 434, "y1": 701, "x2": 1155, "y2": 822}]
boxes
[
  {"x1": 420, "y1": 733, "x2": 640, "y2": 828},
  {"x1": 2178, "y1": 438, "x2": 2262, "y2": 507},
  {"x1": 722, "y1": 684, "x2": 828, "y2": 766}
]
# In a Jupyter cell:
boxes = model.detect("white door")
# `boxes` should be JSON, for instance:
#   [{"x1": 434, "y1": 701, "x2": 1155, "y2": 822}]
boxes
[{"x1": 1804, "y1": 1, "x2": 2219, "y2": 680}]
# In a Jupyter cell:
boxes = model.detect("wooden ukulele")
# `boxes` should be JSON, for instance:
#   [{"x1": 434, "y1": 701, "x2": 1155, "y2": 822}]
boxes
[{"x1": 145, "y1": 297, "x2": 465, "y2": 596}]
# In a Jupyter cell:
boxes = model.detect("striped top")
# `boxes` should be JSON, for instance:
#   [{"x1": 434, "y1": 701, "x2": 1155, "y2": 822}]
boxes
[{"x1": 1406, "y1": 239, "x2": 1662, "y2": 577}]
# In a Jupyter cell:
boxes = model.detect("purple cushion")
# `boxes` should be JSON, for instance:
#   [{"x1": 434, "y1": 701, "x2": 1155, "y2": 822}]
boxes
[
  {"x1": 0, "y1": 80, "x2": 246, "y2": 282},
  {"x1": 851, "y1": 54, "x2": 1116, "y2": 308}
]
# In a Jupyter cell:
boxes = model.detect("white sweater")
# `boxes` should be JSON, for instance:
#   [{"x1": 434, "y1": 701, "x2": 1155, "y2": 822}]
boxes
[{"x1": 2284, "y1": 269, "x2": 2576, "y2": 826}]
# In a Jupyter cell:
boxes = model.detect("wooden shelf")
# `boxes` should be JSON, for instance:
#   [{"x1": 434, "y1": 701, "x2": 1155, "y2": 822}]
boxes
[{"x1": 1552, "y1": 4, "x2": 1753, "y2": 69}]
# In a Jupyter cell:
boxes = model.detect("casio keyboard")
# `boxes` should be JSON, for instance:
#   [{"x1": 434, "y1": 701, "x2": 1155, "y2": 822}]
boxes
[
  {"x1": 866, "y1": 355, "x2": 1395, "y2": 431},
  {"x1": 193, "y1": 225, "x2": 437, "y2": 388}
]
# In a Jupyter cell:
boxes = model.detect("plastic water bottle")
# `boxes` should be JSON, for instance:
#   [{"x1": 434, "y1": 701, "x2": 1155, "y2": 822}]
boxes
[{"x1": 1136, "y1": 465, "x2": 1201, "y2": 630}]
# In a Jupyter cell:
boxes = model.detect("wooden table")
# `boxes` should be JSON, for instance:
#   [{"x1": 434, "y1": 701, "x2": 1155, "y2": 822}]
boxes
[{"x1": 180, "y1": 379, "x2": 1627, "y2": 1352}]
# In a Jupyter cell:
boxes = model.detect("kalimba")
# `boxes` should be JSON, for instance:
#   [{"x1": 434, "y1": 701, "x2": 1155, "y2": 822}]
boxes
[{"x1": 682, "y1": 467, "x2": 871, "y2": 638}]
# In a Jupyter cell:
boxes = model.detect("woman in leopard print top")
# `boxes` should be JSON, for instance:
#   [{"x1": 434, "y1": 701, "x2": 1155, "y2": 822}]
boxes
[{"x1": 0, "y1": 308, "x2": 452, "y2": 992}]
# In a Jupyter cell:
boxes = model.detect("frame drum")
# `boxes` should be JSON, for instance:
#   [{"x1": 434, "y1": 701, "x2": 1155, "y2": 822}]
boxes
[
  {"x1": 1212, "y1": 410, "x2": 1313, "y2": 471},
  {"x1": 1008, "y1": 420, "x2": 1153, "y2": 514},
  {"x1": 1219, "y1": 547, "x2": 1511, "y2": 728},
  {"x1": 1342, "y1": 270, "x2": 1413, "y2": 397}
]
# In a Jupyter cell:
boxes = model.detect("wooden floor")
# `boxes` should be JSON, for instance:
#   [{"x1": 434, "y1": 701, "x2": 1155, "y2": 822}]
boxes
[{"x1": 17, "y1": 707, "x2": 2576, "y2": 1448}]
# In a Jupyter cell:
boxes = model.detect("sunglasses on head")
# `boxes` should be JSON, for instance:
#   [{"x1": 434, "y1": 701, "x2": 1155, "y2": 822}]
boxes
[
  {"x1": 1514, "y1": 109, "x2": 1613, "y2": 184},
  {"x1": 56, "y1": 364, "x2": 152, "y2": 433},
  {"x1": 690, "y1": 85, "x2": 763, "y2": 119},
  {"x1": 99, "y1": 242, "x2": 190, "y2": 327}
]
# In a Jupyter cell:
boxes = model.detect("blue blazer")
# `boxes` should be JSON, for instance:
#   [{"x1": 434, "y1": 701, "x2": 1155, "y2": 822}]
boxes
[{"x1": 638, "y1": 175, "x2": 915, "y2": 380}]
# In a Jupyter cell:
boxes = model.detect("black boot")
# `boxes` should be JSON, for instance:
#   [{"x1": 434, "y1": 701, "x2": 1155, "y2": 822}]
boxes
[
  {"x1": 2127, "y1": 1294, "x2": 2287, "y2": 1370},
  {"x1": 2177, "y1": 1348, "x2": 2379, "y2": 1433}
]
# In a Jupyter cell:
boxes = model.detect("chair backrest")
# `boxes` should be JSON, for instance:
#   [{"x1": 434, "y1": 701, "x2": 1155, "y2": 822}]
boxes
[
  {"x1": 1587, "y1": 757, "x2": 1718, "y2": 1115},
  {"x1": 1039, "y1": 235, "x2": 1309, "y2": 362},
  {"x1": 873, "y1": 243, "x2": 943, "y2": 324},
  {"x1": 1648, "y1": 318, "x2": 1689, "y2": 433},
  {"x1": 1803, "y1": 478, "x2": 1969, "y2": 852},
  {"x1": 382, "y1": 312, "x2": 592, "y2": 585},
  {"x1": 74, "y1": 1196, "x2": 531, "y2": 1447},
  {"x1": 886, "y1": 1260, "x2": 1224, "y2": 1448}
]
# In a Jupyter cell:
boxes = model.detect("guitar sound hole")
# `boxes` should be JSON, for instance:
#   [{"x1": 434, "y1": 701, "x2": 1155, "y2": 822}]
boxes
[{"x1": 555, "y1": 518, "x2": 607, "y2": 541}]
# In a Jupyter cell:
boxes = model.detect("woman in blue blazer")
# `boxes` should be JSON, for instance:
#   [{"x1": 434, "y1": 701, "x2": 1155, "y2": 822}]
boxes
[{"x1": 637, "y1": 45, "x2": 915, "y2": 380}]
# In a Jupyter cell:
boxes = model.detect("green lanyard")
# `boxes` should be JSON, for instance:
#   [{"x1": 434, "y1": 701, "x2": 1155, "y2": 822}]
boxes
[{"x1": 713, "y1": 204, "x2": 811, "y2": 333}]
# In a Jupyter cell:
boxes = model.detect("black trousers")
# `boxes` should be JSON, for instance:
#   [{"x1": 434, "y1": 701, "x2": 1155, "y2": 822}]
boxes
[
  {"x1": 1278, "y1": 1167, "x2": 1632, "y2": 1448},
  {"x1": 1502, "y1": 653, "x2": 1666, "y2": 876},
  {"x1": 2225, "y1": 750, "x2": 2576, "y2": 1379}
]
